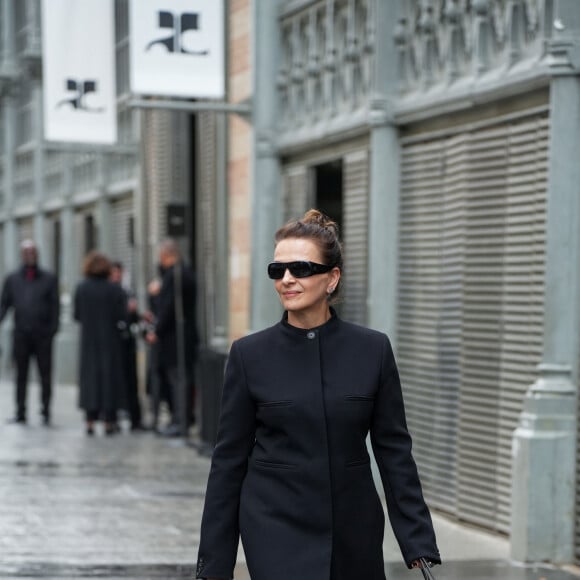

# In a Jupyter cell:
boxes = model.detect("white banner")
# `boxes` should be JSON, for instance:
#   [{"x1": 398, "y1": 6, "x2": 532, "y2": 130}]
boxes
[
  {"x1": 41, "y1": 0, "x2": 117, "y2": 144},
  {"x1": 130, "y1": 0, "x2": 224, "y2": 99}
]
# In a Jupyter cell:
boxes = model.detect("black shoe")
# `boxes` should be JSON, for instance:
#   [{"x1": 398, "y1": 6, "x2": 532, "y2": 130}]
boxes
[
  {"x1": 7, "y1": 416, "x2": 26, "y2": 425},
  {"x1": 130, "y1": 424, "x2": 147, "y2": 433},
  {"x1": 160, "y1": 424, "x2": 183, "y2": 438},
  {"x1": 86, "y1": 425, "x2": 95, "y2": 436},
  {"x1": 42, "y1": 415, "x2": 51, "y2": 427},
  {"x1": 105, "y1": 422, "x2": 120, "y2": 436}
]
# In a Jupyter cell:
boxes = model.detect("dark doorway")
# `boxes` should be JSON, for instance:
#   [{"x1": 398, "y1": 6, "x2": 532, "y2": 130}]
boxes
[
  {"x1": 313, "y1": 159, "x2": 344, "y2": 316},
  {"x1": 84, "y1": 214, "x2": 97, "y2": 254},
  {"x1": 187, "y1": 113, "x2": 197, "y2": 270},
  {"x1": 314, "y1": 159, "x2": 343, "y2": 229},
  {"x1": 53, "y1": 220, "x2": 61, "y2": 280}
]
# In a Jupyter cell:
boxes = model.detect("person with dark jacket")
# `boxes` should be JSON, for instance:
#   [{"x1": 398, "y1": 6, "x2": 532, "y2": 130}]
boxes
[
  {"x1": 74, "y1": 251, "x2": 126, "y2": 436},
  {"x1": 145, "y1": 239, "x2": 198, "y2": 437},
  {"x1": 0, "y1": 240, "x2": 59, "y2": 425},
  {"x1": 196, "y1": 210, "x2": 441, "y2": 580}
]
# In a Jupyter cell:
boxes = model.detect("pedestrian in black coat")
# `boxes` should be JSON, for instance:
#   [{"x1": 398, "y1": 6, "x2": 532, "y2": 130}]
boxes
[
  {"x1": 74, "y1": 251, "x2": 126, "y2": 436},
  {"x1": 0, "y1": 240, "x2": 59, "y2": 425},
  {"x1": 145, "y1": 239, "x2": 198, "y2": 436},
  {"x1": 197, "y1": 210, "x2": 441, "y2": 580}
]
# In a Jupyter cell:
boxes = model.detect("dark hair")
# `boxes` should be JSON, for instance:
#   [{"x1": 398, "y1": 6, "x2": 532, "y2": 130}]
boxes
[
  {"x1": 82, "y1": 251, "x2": 111, "y2": 279},
  {"x1": 274, "y1": 209, "x2": 343, "y2": 303},
  {"x1": 111, "y1": 261, "x2": 123, "y2": 270}
]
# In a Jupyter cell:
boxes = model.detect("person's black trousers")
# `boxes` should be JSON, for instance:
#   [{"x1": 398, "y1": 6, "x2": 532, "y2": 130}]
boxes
[
  {"x1": 122, "y1": 339, "x2": 142, "y2": 428},
  {"x1": 13, "y1": 331, "x2": 53, "y2": 421},
  {"x1": 157, "y1": 364, "x2": 195, "y2": 428}
]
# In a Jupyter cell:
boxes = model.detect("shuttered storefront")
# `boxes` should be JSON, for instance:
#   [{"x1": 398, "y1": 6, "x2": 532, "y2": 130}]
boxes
[
  {"x1": 142, "y1": 109, "x2": 172, "y2": 275},
  {"x1": 197, "y1": 111, "x2": 219, "y2": 343},
  {"x1": 111, "y1": 195, "x2": 135, "y2": 288},
  {"x1": 341, "y1": 150, "x2": 368, "y2": 326},
  {"x1": 281, "y1": 142, "x2": 369, "y2": 327},
  {"x1": 398, "y1": 108, "x2": 548, "y2": 533},
  {"x1": 17, "y1": 218, "x2": 34, "y2": 243}
]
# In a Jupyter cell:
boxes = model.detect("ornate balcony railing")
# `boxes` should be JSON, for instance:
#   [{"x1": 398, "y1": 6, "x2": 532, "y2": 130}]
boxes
[
  {"x1": 277, "y1": 0, "x2": 375, "y2": 135},
  {"x1": 394, "y1": 0, "x2": 552, "y2": 95}
]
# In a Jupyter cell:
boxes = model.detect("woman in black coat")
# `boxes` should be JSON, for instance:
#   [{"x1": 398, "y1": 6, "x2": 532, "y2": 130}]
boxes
[
  {"x1": 197, "y1": 210, "x2": 441, "y2": 580},
  {"x1": 74, "y1": 251, "x2": 127, "y2": 436}
]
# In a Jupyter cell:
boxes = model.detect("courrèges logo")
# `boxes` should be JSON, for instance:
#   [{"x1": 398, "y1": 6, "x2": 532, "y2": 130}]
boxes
[
  {"x1": 56, "y1": 79, "x2": 104, "y2": 112},
  {"x1": 146, "y1": 11, "x2": 209, "y2": 55}
]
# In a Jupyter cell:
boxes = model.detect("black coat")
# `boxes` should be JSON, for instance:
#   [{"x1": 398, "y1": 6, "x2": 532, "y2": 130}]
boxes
[
  {"x1": 196, "y1": 311, "x2": 440, "y2": 580},
  {"x1": 0, "y1": 266, "x2": 59, "y2": 337},
  {"x1": 74, "y1": 277, "x2": 126, "y2": 413},
  {"x1": 155, "y1": 263, "x2": 198, "y2": 371}
]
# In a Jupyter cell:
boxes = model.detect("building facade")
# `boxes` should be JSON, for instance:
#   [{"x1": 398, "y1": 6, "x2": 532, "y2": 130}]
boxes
[{"x1": 242, "y1": 0, "x2": 580, "y2": 565}]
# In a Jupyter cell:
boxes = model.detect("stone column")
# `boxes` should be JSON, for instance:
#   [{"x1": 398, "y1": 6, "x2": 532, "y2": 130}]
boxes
[
  {"x1": 367, "y1": 0, "x2": 401, "y2": 338},
  {"x1": 511, "y1": 2, "x2": 580, "y2": 563},
  {"x1": 32, "y1": 75, "x2": 45, "y2": 247},
  {"x1": 249, "y1": 0, "x2": 282, "y2": 333},
  {"x1": 56, "y1": 198, "x2": 78, "y2": 385}
]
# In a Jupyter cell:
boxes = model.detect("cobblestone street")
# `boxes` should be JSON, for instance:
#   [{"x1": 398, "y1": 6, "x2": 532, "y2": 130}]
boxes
[{"x1": 1, "y1": 379, "x2": 579, "y2": 579}]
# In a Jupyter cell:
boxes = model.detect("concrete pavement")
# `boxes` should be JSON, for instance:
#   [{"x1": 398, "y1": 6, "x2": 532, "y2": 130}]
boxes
[{"x1": 0, "y1": 378, "x2": 578, "y2": 579}]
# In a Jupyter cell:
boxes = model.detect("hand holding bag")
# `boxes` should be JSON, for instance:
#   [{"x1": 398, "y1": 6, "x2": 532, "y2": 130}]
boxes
[{"x1": 418, "y1": 557, "x2": 436, "y2": 580}]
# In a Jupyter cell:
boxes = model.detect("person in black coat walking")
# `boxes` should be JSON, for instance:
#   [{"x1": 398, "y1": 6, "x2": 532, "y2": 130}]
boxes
[
  {"x1": 145, "y1": 240, "x2": 198, "y2": 436},
  {"x1": 196, "y1": 210, "x2": 441, "y2": 580},
  {"x1": 0, "y1": 240, "x2": 60, "y2": 425},
  {"x1": 74, "y1": 251, "x2": 126, "y2": 436}
]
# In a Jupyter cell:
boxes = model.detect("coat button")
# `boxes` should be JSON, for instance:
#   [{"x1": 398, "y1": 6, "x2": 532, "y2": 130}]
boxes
[{"x1": 306, "y1": 331, "x2": 316, "y2": 339}]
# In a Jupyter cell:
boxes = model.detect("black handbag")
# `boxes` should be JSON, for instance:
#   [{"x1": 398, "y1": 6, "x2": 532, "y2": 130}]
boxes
[{"x1": 418, "y1": 558, "x2": 436, "y2": 580}]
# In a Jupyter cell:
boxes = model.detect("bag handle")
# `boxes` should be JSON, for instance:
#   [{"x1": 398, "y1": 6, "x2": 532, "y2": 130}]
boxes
[{"x1": 418, "y1": 558, "x2": 436, "y2": 580}]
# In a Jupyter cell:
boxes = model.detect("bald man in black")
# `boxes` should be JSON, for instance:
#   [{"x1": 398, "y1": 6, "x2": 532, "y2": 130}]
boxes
[{"x1": 0, "y1": 241, "x2": 60, "y2": 425}]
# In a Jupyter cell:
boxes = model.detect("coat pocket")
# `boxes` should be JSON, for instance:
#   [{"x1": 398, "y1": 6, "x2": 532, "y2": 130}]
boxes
[
  {"x1": 257, "y1": 400, "x2": 294, "y2": 407},
  {"x1": 345, "y1": 395, "x2": 375, "y2": 402},
  {"x1": 253, "y1": 458, "x2": 297, "y2": 470},
  {"x1": 345, "y1": 456, "x2": 371, "y2": 468}
]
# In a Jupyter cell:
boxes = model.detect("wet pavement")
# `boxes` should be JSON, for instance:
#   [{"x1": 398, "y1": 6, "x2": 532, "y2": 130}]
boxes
[{"x1": 0, "y1": 379, "x2": 579, "y2": 579}]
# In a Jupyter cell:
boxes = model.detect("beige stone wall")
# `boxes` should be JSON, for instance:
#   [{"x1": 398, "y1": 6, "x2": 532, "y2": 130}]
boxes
[{"x1": 228, "y1": 0, "x2": 252, "y2": 341}]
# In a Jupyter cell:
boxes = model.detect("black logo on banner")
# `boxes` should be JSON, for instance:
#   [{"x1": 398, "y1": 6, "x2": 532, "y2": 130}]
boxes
[
  {"x1": 56, "y1": 79, "x2": 104, "y2": 112},
  {"x1": 146, "y1": 11, "x2": 209, "y2": 55}
]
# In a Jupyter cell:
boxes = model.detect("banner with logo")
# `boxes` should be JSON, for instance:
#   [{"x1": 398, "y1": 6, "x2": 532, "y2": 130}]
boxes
[
  {"x1": 41, "y1": 0, "x2": 117, "y2": 144},
  {"x1": 130, "y1": 0, "x2": 224, "y2": 98}
]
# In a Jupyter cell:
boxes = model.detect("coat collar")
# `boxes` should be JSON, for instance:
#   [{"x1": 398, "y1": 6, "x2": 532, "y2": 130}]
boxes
[{"x1": 279, "y1": 307, "x2": 340, "y2": 338}]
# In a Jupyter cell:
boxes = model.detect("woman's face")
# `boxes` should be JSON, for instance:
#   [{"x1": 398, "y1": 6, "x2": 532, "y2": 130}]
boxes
[{"x1": 273, "y1": 237, "x2": 340, "y2": 319}]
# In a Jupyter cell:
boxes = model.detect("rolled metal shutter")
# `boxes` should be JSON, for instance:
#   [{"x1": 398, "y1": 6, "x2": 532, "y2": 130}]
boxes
[
  {"x1": 399, "y1": 109, "x2": 548, "y2": 533},
  {"x1": 111, "y1": 195, "x2": 135, "y2": 289},
  {"x1": 142, "y1": 109, "x2": 172, "y2": 274},
  {"x1": 342, "y1": 149, "x2": 368, "y2": 326},
  {"x1": 0, "y1": 225, "x2": 4, "y2": 278},
  {"x1": 17, "y1": 218, "x2": 34, "y2": 242},
  {"x1": 282, "y1": 165, "x2": 308, "y2": 223},
  {"x1": 197, "y1": 111, "x2": 218, "y2": 343}
]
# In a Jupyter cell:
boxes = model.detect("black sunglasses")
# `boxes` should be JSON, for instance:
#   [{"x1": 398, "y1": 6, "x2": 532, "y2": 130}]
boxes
[{"x1": 267, "y1": 260, "x2": 334, "y2": 280}]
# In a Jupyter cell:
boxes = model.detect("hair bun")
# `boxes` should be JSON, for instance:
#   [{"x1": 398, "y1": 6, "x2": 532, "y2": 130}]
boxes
[{"x1": 302, "y1": 209, "x2": 339, "y2": 235}]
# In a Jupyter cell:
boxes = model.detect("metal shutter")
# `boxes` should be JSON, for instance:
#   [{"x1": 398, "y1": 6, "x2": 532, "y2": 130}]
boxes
[
  {"x1": 197, "y1": 111, "x2": 218, "y2": 343},
  {"x1": 399, "y1": 110, "x2": 548, "y2": 533},
  {"x1": 142, "y1": 109, "x2": 172, "y2": 275},
  {"x1": 111, "y1": 195, "x2": 135, "y2": 289},
  {"x1": 17, "y1": 218, "x2": 34, "y2": 242},
  {"x1": 0, "y1": 225, "x2": 4, "y2": 278},
  {"x1": 342, "y1": 149, "x2": 368, "y2": 325},
  {"x1": 399, "y1": 135, "x2": 465, "y2": 513},
  {"x1": 282, "y1": 165, "x2": 308, "y2": 223}
]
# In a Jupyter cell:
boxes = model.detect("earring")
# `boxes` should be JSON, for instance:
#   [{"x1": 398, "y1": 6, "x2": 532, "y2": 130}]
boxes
[{"x1": 328, "y1": 287, "x2": 335, "y2": 294}]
